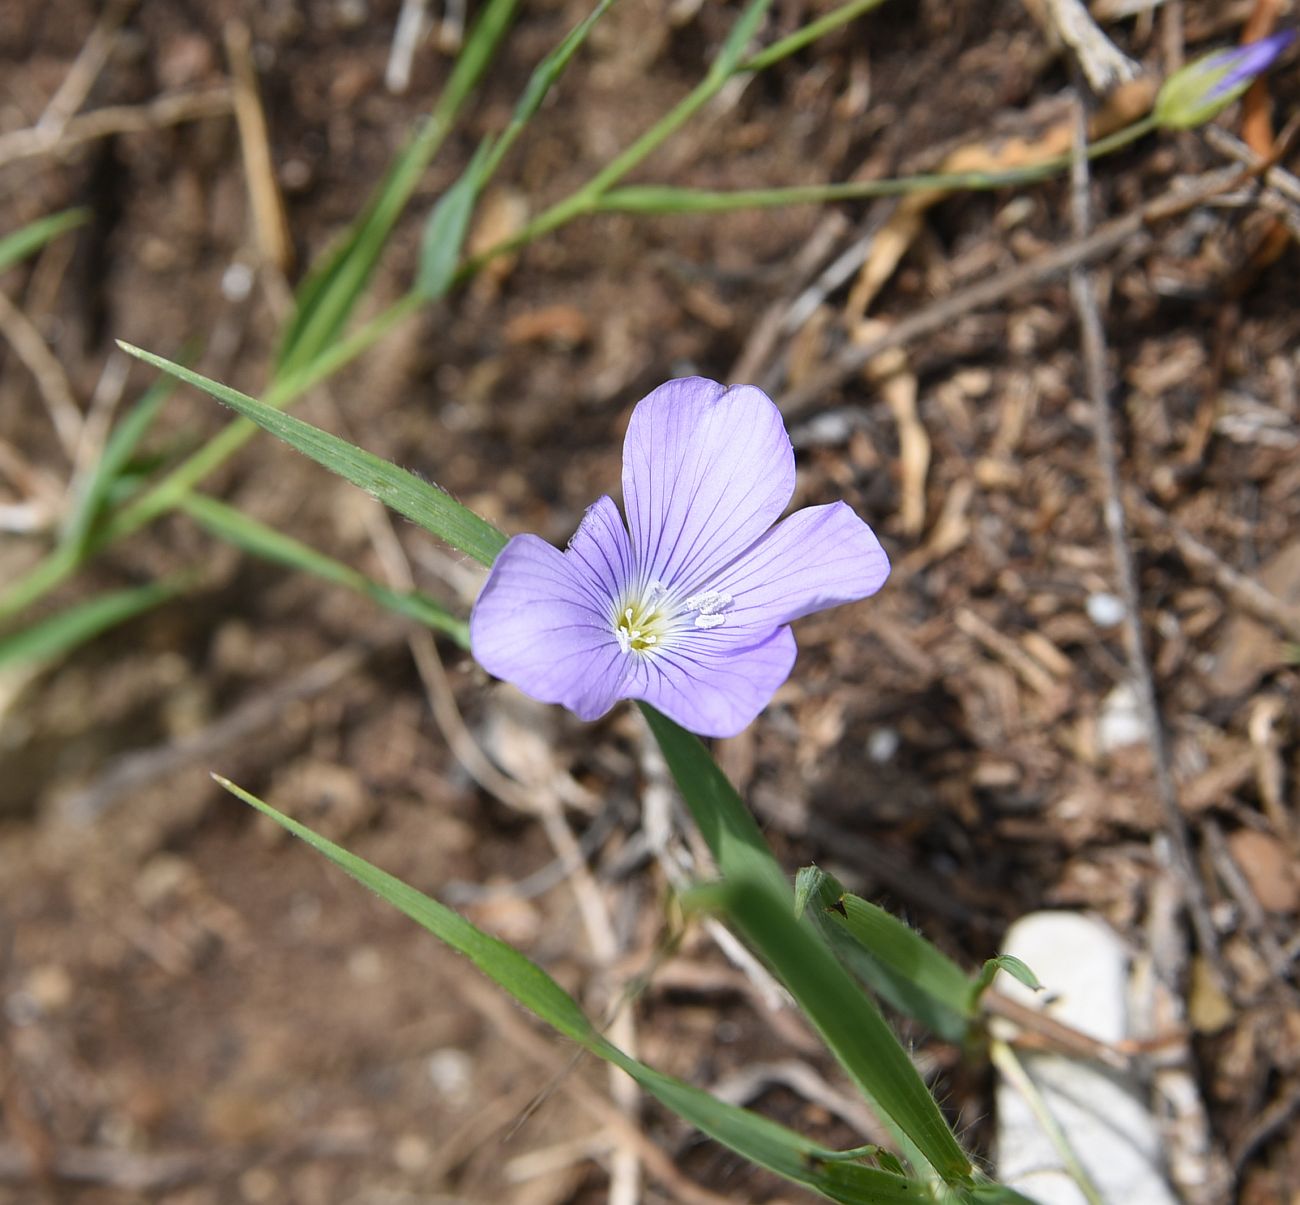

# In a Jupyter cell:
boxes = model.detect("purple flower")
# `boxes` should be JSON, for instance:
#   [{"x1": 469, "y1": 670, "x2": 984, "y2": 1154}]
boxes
[
  {"x1": 470, "y1": 378, "x2": 890, "y2": 738},
  {"x1": 1156, "y1": 29, "x2": 1296, "y2": 129}
]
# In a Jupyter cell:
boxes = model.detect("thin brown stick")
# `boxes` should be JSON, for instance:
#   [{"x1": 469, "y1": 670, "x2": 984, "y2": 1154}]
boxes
[
  {"x1": 1126, "y1": 489, "x2": 1300, "y2": 643},
  {"x1": 224, "y1": 22, "x2": 294, "y2": 272},
  {"x1": 0, "y1": 88, "x2": 232, "y2": 171},
  {"x1": 1064, "y1": 93, "x2": 1225, "y2": 983},
  {"x1": 0, "y1": 288, "x2": 82, "y2": 460},
  {"x1": 36, "y1": 0, "x2": 138, "y2": 135},
  {"x1": 777, "y1": 210, "x2": 1147, "y2": 417}
]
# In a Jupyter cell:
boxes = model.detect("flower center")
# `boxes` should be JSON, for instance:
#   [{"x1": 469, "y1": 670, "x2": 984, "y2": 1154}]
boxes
[{"x1": 615, "y1": 583, "x2": 671, "y2": 654}]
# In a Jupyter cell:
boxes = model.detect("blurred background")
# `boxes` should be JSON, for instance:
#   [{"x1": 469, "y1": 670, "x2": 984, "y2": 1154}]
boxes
[{"x1": 2, "y1": 1, "x2": 1298, "y2": 1201}]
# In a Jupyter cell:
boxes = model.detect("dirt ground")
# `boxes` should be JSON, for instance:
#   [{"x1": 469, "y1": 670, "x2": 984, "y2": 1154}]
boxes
[{"x1": 2, "y1": 1, "x2": 1299, "y2": 1202}]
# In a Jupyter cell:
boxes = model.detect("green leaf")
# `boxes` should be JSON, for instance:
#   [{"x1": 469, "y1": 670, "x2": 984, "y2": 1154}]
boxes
[
  {"x1": 800, "y1": 867, "x2": 975, "y2": 1043},
  {"x1": 62, "y1": 373, "x2": 175, "y2": 553},
  {"x1": 709, "y1": 0, "x2": 773, "y2": 81},
  {"x1": 182, "y1": 494, "x2": 469, "y2": 647},
  {"x1": 972, "y1": 955, "x2": 1041, "y2": 1007},
  {"x1": 0, "y1": 576, "x2": 189, "y2": 670},
  {"x1": 688, "y1": 876, "x2": 975, "y2": 1187},
  {"x1": 416, "y1": 140, "x2": 491, "y2": 300},
  {"x1": 276, "y1": 0, "x2": 520, "y2": 377},
  {"x1": 0, "y1": 207, "x2": 88, "y2": 274},
  {"x1": 116, "y1": 344, "x2": 508, "y2": 568},
  {"x1": 478, "y1": 0, "x2": 618, "y2": 184},
  {"x1": 637, "y1": 703, "x2": 788, "y2": 900},
  {"x1": 217, "y1": 777, "x2": 934, "y2": 1205}
]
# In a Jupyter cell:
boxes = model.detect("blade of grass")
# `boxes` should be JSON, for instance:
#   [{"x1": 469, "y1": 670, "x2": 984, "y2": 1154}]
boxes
[
  {"x1": 478, "y1": 0, "x2": 619, "y2": 184},
  {"x1": 118, "y1": 344, "x2": 508, "y2": 568},
  {"x1": 595, "y1": 118, "x2": 1158, "y2": 214},
  {"x1": 182, "y1": 494, "x2": 469, "y2": 647},
  {"x1": 0, "y1": 575, "x2": 190, "y2": 670},
  {"x1": 62, "y1": 372, "x2": 175, "y2": 553},
  {"x1": 0, "y1": 207, "x2": 89, "y2": 274},
  {"x1": 217, "y1": 776, "x2": 931, "y2": 1205},
  {"x1": 691, "y1": 876, "x2": 975, "y2": 1187},
  {"x1": 277, "y1": 0, "x2": 520, "y2": 376},
  {"x1": 417, "y1": 140, "x2": 492, "y2": 300}
]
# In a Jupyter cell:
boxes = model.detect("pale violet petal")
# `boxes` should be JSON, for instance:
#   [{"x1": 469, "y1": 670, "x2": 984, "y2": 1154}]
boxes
[
  {"x1": 470, "y1": 526, "x2": 630, "y2": 721},
  {"x1": 694, "y1": 502, "x2": 890, "y2": 638},
  {"x1": 627, "y1": 626, "x2": 798, "y2": 739},
  {"x1": 622, "y1": 378, "x2": 795, "y2": 593}
]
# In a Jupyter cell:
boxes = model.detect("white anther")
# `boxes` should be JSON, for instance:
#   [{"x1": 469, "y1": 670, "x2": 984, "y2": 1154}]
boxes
[
  {"x1": 684, "y1": 590, "x2": 732, "y2": 615},
  {"x1": 694, "y1": 613, "x2": 726, "y2": 630}
]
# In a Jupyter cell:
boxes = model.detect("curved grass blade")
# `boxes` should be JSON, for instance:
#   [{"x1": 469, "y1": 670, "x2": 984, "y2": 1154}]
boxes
[
  {"x1": 417, "y1": 141, "x2": 492, "y2": 300},
  {"x1": 217, "y1": 776, "x2": 935, "y2": 1204},
  {"x1": 182, "y1": 494, "x2": 469, "y2": 647},
  {"x1": 62, "y1": 372, "x2": 175, "y2": 553},
  {"x1": 116, "y1": 344, "x2": 508, "y2": 568},
  {"x1": 0, "y1": 575, "x2": 190, "y2": 670},
  {"x1": 277, "y1": 0, "x2": 520, "y2": 376},
  {"x1": 0, "y1": 207, "x2": 88, "y2": 274}
]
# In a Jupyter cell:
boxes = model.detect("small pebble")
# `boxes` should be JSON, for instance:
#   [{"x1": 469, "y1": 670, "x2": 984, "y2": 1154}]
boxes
[
  {"x1": 221, "y1": 262, "x2": 255, "y2": 302},
  {"x1": 867, "y1": 727, "x2": 900, "y2": 764},
  {"x1": 1087, "y1": 592, "x2": 1126, "y2": 628}
]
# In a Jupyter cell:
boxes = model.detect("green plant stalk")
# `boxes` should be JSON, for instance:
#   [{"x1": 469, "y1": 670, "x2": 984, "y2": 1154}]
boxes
[
  {"x1": 459, "y1": 0, "x2": 777, "y2": 265},
  {"x1": 181, "y1": 494, "x2": 470, "y2": 646},
  {"x1": 0, "y1": 207, "x2": 89, "y2": 273},
  {"x1": 739, "y1": 0, "x2": 890, "y2": 73},
  {"x1": 278, "y1": 0, "x2": 519, "y2": 377},
  {"x1": 596, "y1": 116, "x2": 1158, "y2": 213}
]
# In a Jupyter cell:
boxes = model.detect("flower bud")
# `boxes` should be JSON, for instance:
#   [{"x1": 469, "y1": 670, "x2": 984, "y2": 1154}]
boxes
[{"x1": 1155, "y1": 29, "x2": 1295, "y2": 129}]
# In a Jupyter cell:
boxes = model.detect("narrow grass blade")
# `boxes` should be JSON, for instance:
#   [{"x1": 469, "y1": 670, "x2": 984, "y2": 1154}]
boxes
[
  {"x1": 116, "y1": 344, "x2": 508, "y2": 568},
  {"x1": 216, "y1": 777, "x2": 932, "y2": 1204},
  {"x1": 479, "y1": 0, "x2": 618, "y2": 184},
  {"x1": 637, "y1": 703, "x2": 787, "y2": 900},
  {"x1": 62, "y1": 374, "x2": 174, "y2": 553},
  {"x1": 0, "y1": 576, "x2": 188, "y2": 670},
  {"x1": 417, "y1": 141, "x2": 491, "y2": 300},
  {"x1": 691, "y1": 877, "x2": 976, "y2": 1187},
  {"x1": 277, "y1": 0, "x2": 519, "y2": 376},
  {"x1": 796, "y1": 866, "x2": 975, "y2": 1042},
  {"x1": 182, "y1": 494, "x2": 469, "y2": 647},
  {"x1": 0, "y1": 207, "x2": 88, "y2": 273},
  {"x1": 709, "y1": 0, "x2": 773, "y2": 81}
]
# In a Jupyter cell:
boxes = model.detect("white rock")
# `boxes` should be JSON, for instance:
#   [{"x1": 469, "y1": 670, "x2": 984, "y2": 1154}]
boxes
[
  {"x1": 1086, "y1": 592, "x2": 1126, "y2": 628},
  {"x1": 994, "y1": 912, "x2": 1179, "y2": 1205},
  {"x1": 1097, "y1": 682, "x2": 1150, "y2": 753}
]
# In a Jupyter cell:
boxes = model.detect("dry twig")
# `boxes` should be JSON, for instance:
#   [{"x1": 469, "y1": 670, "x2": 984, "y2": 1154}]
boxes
[
  {"x1": 1063, "y1": 93, "x2": 1225, "y2": 984},
  {"x1": 0, "y1": 88, "x2": 232, "y2": 171},
  {"x1": 0, "y1": 288, "x2": 83, "y2": 460}
]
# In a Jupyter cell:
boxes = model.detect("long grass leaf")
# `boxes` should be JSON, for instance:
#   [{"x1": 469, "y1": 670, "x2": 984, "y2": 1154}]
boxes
[
  {"x1": 0, "y1": 576, "x2": 187, "y2": 670},
  {"x1": 277, "y1": 0, "x2": 520, "y2": 376},
  {"x1": 62, "y1": 374, "x2": 174, "y2": 553},
  {"x1": 0, "y1": 208, "x2": 88, "y2": 274},
  {"x1": 117, "y1": 344, "x2": 508, "y2": 567},
  {"x1": 182, "y1": 494, "x2": 469, "y2": 646},
  {"x1": 217, "y1": 777, "x2": 931, "y2": 1205}
]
